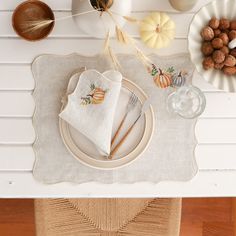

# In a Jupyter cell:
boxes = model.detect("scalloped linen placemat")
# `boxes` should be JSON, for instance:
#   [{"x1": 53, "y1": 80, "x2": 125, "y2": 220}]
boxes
[{"x1": 32, "y1": 53, "x2": 198, "y2": 184}]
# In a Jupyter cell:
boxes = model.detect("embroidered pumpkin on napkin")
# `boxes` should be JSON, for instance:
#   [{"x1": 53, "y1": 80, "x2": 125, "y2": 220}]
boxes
[
  {"x1": 81, "y1": 84, "x2": 107, "y2": 105},
  {"x1": 59, "y1": 69, "x2": 122, "y2": 156}
]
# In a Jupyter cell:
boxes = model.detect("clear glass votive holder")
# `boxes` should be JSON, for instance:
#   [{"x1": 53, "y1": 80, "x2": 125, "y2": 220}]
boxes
[{"x1": 167, "y1": 85, "x2": 206, "y2": 119}]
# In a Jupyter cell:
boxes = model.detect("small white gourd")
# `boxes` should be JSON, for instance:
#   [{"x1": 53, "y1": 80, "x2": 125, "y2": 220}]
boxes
[{"x1": 140, "y1": 12, "x2": 176, "y2": 49}]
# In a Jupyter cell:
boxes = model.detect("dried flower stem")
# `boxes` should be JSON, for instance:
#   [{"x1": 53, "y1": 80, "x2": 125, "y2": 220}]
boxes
[
  {"x1": 99, "y1": 1, "x2": 153, "y2": 71},
  {"x1": 122, "y1": 15, "x2": 139, "y2": 23},
  {"x1": 105, "y1": 8, "x2": 153, "y2": 69},
  {"x1": 109, "y1": 11, "x2": 140, "y2": 24},
  {"x1": 107, "y1": 46, "x2": 121, "y2": 70},
  {"x1": 103, "y1": 30, "x2": 111, "y2": 52},
  {"x1": 103, "y1": 30, "x2": 121, "y2": 70}
]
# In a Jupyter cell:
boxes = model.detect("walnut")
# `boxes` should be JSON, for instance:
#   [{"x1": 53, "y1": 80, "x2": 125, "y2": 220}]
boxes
[
  {"x1": 201, "y1": 26, "x2": 214, "y2": 41},
  {"x1": 221, "y1": 46, "x2": 230, "y2": 55},
  {"x1": 209, "y1": 17, "x2": 220, "y2": 29},
  {"x1": 200, "y1": 18, "x2": 236, "y2": 74},
  {"x1": 224, "y1": 55, "x2": 236, "y2": 67},
  {"x1": 222, "y1": 29, "x2": 230, "y2": 35},
  {"x1": 212, "y1": 50, "x2": 225, "y2": 64},
  {"x1": 229, "y1": 30, "x2": 236, "y2": 40},
  {"x1": 202, "y1": 57, "x2": 215, "y2": 70},
  {"x1": 201, "y1": 42, "x2": 214, "y2": 56},
  {"x1": 230, "y1": 20, "x2": 236, "y2": 30},
  {"x1": 214, "y1": 62, "x2": 225, "y2": 70},
  {"x1": 230, "y1": 48, "x2": 236, "y2": 57},
  {"x1": 223, "y1": 66, "x2": 236, "y2": 75},
  {"x1": 214, "y1": 29, "x2": 221, "y2": 37},
  {"x1": 218, "y1": 33, "x2": 229, "y2": 45},
  {"x1": 219, "y1": 18, "x2": 230, "y2": 30},
  {"x1": 212, "y1": 38, "x2": 224, "y2": 49}
]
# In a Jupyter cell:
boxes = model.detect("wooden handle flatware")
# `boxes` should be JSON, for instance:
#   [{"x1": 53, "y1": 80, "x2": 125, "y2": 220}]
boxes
[
  {"x1": 109, "y1": 114, "x2": 141, "y2": 159},
  {"x1": 111, "y1": 114, "x2": 127, "y2": 146},
  {"x1": 108, "y1": 99, "x2": 151, "y2": 160},
  {"x1": 111, "y1": 92, "x2": 138, "y2": 147}
]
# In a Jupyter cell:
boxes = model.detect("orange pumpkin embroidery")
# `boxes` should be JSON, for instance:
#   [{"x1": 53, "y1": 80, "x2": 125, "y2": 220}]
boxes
[
  {"x1": 154, "y1": 69, "x2": 172, "y2": 88},
  {"x1": 89, "y1": 87, "x2": 106, "y2": 104},
  {"x1": 149, "y1": 64, "x2": 187, "y2": 89},
  {"x1": 81, "y1": 84, "x2": 108, "y2": 105}
]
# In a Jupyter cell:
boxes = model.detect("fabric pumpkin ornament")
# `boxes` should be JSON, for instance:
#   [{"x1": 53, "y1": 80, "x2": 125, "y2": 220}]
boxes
[
  {"x1": 140, "y1": 12, "x2": 175, "y2": 49},
  {"x1": 154, "y1": 69, "x2": 172, "y2": 88}
]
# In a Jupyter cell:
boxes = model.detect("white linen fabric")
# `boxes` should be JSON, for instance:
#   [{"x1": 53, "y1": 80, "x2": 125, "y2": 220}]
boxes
[
  {"x1": 59, "y1": 69, "x2": 122, "y2": 156},
  {"x1": 32, "y1": 53, "x2": 198, "y2": 184}
]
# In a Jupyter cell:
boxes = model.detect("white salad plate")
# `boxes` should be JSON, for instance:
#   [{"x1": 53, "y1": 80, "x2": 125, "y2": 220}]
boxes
[
  {"x1": 59, "y1": 78, "x2": 155, "y2": 170},
  {"x1": 188, "y1": 0, "x2": 236, "y2": 92}
]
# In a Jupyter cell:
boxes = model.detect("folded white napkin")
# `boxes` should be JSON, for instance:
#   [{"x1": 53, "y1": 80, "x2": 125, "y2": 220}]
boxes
[{"x1": 59, "y1": 69, "x2": 122, "y2": 156}]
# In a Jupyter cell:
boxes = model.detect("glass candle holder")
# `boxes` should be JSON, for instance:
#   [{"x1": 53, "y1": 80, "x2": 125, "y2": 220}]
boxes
[{"x1": 167, "y1": 85, "x2": 206, "y2": 119}]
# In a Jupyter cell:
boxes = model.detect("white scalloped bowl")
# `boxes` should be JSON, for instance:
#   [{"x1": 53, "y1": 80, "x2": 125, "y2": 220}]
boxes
[{"x1": 188, "y1": 0, "x2": 236, "y2": 92}]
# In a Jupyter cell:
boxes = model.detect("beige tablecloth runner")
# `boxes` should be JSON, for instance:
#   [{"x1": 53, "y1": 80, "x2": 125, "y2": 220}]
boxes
[{"x1": 32, "y1": 53, "x2": 198, "y2": 184}]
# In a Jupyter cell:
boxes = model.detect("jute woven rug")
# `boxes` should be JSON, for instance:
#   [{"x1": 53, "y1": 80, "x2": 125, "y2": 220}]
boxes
[{"x1": 35, "y1": 198, "x2": 182, "y2": 236}]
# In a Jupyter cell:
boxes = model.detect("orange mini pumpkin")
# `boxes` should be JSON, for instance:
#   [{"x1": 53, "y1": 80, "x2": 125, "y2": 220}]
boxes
[{"x1": 154, "y1": 69, "x2": 172, "y2": 88}]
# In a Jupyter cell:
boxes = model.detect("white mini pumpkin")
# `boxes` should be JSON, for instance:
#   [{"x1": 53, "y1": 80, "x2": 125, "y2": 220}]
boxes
[{"x1": 140, "y1": 12, "x2": 176, "y2": 49}]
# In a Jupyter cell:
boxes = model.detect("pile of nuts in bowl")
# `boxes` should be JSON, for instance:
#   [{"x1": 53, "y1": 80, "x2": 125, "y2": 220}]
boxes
[{"x1": 201, "y1": 17, "x2": 236, "y2": 75}]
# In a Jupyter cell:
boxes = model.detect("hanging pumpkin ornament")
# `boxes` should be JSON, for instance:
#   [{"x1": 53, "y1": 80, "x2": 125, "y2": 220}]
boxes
[
  {"x1": 140, "y1": 12, "x2": 176, "y2": 49},
  {"x1": 172, "y1": 71, "x2": 186, "y2": 88},
  {"x1": 154, "y1": 69, "x2": 172, "y2": 88}
]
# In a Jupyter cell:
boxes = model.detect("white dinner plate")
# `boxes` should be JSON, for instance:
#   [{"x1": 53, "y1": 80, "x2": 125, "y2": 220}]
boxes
[
  {"x1": 188, "y1": 0, "x2": 236, "y2": 92},
  {"x1": 59, "y1": 78, "x2": 155, "y2": 170}
]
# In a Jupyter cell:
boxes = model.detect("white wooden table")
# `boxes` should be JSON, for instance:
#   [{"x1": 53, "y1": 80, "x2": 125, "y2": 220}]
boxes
[{"x1": 1, "y1": 0, "x2": 236, "y2": 198}]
